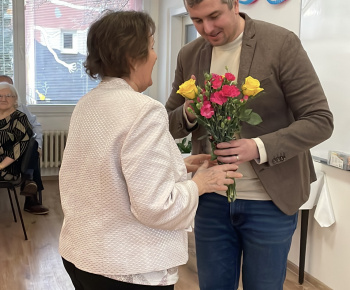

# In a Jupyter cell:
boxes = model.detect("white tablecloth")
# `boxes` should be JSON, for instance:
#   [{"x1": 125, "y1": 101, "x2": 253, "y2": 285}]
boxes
[{"x1": 299, "y1": 171, "x2": 335, "y2": 227}]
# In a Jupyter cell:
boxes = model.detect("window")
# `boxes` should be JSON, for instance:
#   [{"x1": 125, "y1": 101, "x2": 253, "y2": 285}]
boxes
[
  {"x1": 4, "y1": 0, "x2": 143, "y2": 105},
  {"x1": 0, "y1": 0, "x2": 13, "y2": 79},
  {"x1": 63, "y1": 33, "x2": 73, "y2": 49},
  {"x1": 185, "y1": 24, "x2": 198, "y2": 45},
  {"x1": 182, "y1": 15, "x2": 199, "y2": 46},
  {"x1": 62, "y1": 31, "x2": 75, "y2": 52}
]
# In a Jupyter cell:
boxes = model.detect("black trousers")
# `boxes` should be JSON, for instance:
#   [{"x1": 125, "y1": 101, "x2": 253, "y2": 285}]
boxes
[
  {"x1": 29, "y1": 140, "x2": 44, "y2": 191},
  {"x1": 62, "y1": 258, "x2": 175, "y2": 290}
]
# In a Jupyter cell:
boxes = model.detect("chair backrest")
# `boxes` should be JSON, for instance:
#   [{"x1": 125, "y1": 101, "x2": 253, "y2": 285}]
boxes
[{"x1": 20, "y1": 135, "x2": 37, "y2": 174}]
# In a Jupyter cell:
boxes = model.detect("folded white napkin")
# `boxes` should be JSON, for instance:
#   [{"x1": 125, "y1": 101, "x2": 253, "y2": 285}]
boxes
[
  {"x1": 300, "y1": 171, "x2": 325, "y2": 210},
  {"x1": 314, "y1": 174, "x2": 336, "y2": 227},
  {"x1": 299, "y1": 171, "x2": 335, "y2": 227}
]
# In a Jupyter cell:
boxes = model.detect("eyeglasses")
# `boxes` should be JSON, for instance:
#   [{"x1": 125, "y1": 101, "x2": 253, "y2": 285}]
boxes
[{"x1": 0, "y1": 95, "x2": 15, "y2": 99}]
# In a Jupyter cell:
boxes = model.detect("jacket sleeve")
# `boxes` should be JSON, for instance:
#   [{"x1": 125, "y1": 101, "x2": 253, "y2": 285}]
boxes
[
  {"x1": 256, "y1": 32, "x2": 333, "y2": 166},
  {"x1": 19, "y1": 104, "x2": 43, "y2": 148},
  {"x1": 121, "y1": 100, "x2": 198, "y2": 231},
  {"x1": 165, "y1": 48, "x2": 198, "y2": 139}
]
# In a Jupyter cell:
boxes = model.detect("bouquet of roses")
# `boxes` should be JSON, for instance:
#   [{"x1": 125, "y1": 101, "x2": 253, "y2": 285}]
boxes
[{"x1": 177, "y1": 68, "x2": 263, "y2": 202}]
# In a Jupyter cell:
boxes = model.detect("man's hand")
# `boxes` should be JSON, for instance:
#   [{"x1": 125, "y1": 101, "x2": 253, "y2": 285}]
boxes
[
  {"x1": 214, "y1": 139, "x2": 259, "y2": 164},
  {"x1": 184, "y1": 99, "x2": 197, "y2": 122},
  {"x1": 184, "y1": 74, "x2": 197, "y2": 122}
]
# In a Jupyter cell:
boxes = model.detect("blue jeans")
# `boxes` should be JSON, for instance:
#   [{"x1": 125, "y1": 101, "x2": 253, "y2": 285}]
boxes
[{"x1": 194, "y1": 193, "x2": 298, "y2": 290}]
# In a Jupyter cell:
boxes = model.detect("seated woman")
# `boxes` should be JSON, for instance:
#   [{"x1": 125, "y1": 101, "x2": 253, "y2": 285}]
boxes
[
  {"x1": 0, "y1": 82, "x2": 33, "y2": 181},
  {"x1": 0, "y1": 76, "x2": 49, "y2": 215}
]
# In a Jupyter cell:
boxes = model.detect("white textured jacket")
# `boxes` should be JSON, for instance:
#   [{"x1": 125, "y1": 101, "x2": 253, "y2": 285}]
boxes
[{"x1": 59, "y1": 77, "x2": 199, "y2": 276}]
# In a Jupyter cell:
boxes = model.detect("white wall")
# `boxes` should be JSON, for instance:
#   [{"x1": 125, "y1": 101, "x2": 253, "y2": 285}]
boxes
[
  {"x1": 154, "y1": 0, "x2": 186, "y2": 104},
  {"x1": 30, "y1": 105, "x2": 74, "y2": 131},
  {"x1": 239, "y1": 0, "x2": 301, "y2": 35},
  {"x1": 300, "y1": 0, "x2": 350, "y2": 161},
  {"x1": 143, "y1": 0, "x2": 160, "y2": 100}
]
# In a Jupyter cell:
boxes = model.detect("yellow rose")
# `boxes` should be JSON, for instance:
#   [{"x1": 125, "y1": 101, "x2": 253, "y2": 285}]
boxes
[
  {"x1": 242, "y1": 76, "x2": 264, "y2": 96},
  {"x1": 177, "y1": 79, "x2": 198, "y2": 99}
]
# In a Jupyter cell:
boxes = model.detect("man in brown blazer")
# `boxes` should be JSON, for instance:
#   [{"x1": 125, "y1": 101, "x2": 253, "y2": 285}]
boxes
[{"x1": 165, "y1": 0, "x2": 333, "y2": 289}]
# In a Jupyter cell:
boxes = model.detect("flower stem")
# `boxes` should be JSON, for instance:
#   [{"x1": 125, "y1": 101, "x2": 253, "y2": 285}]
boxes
[{"x1": 227, "y1": 178, "x2": 237, "y2": 203}]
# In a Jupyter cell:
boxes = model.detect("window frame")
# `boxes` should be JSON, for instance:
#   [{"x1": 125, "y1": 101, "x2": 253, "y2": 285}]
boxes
[{"x1": 12, "y1": 0, "x2": 26, "y2": 106}]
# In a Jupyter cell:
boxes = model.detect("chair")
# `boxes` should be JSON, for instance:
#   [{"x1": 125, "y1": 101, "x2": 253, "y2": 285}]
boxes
[
  {"x1": 0, "y1": 135, "x2": 37, "y2": 240},
  {"x1": 37, "y1": 155, "x2": 43, "y2": 205}
]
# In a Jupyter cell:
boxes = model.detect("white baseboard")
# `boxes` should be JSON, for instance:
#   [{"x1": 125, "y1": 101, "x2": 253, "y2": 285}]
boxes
[{"x1": 287, "y1": 260, "x2": 332, "y2": 290}]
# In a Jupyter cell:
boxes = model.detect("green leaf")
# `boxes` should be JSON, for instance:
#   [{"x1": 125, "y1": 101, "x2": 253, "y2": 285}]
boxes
[
  {"x1": 239, "y1": 109, "x2": 251, "y2": 118},
  {"x1": 246, "y1": 113, "x2": 263, "y2": 125},
  {"x1": 177, "y1": 143, "x2": 185, "y2": 151},
  {"x1": 176, "y1": 137, "x2": 192, "y2": 153},
  {"x1": 239, "y1": 109, "x2": 251, "y2": 121}
]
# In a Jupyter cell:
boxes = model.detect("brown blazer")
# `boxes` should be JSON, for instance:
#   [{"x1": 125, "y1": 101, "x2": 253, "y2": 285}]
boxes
[{"x1": 165, "y1": 13, "x2": 333, "y2": 215}]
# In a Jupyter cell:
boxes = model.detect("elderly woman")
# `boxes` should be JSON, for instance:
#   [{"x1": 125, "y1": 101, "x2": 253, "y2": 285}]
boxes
[
  {"x1": 0, "y1": 75, "x2": 48, "y2": 215},
  {"x1": 0, "y1": 82, "x2": 33, "y2": 181},
  {"x1": 59, "y1": 10, "x2": 241, "y2": 290}
]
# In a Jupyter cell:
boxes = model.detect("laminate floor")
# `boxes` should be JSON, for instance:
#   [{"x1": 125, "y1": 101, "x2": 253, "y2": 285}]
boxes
[{"x1": 0, "y1": 178, "x2": 321, "y2": 290}]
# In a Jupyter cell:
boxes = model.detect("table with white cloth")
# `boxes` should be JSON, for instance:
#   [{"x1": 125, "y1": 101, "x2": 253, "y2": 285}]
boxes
[{"x1": 298, "y1": 170, "x2": 335, "y2": 284}]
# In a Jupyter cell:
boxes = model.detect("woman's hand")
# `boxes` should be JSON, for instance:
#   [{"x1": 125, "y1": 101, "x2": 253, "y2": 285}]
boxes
[
  {"x1": 191, "y1": 161, "x2": 243, "y2": 196},
  {"x1": 184, "y1": 154, "x2": 217, "y2": 173}
]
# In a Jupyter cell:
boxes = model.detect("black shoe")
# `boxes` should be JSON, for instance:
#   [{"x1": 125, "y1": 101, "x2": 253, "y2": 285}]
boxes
[
  {"x1": 24, "y1": 204, "x2": 49, "y2": 215},
  {"x1": 24, "y1": 195, "x2": 49, "y2": 215},
  {"x1": 20, "y1": 181, "x2": 38, "y2": 196}
]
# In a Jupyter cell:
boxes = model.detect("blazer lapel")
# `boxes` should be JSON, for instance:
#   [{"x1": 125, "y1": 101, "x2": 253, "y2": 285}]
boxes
[{"x1": 238, "y1": 13, "x2": 257, "y2": 86}]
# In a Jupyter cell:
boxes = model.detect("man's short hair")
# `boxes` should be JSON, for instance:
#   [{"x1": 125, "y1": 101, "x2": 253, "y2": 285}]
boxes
[{"x1": 184, "y1": 0, "x2": 235, "y2": 10}]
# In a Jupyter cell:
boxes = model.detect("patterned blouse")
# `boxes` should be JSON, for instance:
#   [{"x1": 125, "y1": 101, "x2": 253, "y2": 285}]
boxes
[{"x1": 0, "y1": 110, "x2": 33, "y2": 181}]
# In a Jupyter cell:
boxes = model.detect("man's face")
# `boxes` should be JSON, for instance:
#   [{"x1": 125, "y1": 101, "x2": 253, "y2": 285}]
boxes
[{"x1": 186, "y1": 0, "x2": 243, "y2": 46}]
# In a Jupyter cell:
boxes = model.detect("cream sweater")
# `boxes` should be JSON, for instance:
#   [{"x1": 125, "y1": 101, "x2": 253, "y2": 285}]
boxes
[{"x1": 59, "y1": 77, "x2": 199, "y2": 277}]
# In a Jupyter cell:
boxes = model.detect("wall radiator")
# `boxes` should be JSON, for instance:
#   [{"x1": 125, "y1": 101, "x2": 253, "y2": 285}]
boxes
[{"x1": 41, "y1": 130, "x2": 68, "y2": 169}]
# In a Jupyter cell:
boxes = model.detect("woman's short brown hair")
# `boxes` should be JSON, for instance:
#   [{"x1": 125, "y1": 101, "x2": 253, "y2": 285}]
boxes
[{"x1": 84, "y1": 10, "x2": 155, "y2": 79}]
